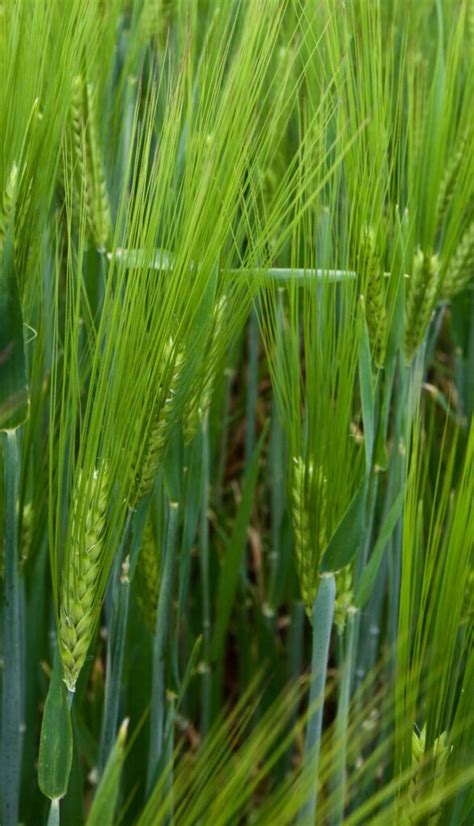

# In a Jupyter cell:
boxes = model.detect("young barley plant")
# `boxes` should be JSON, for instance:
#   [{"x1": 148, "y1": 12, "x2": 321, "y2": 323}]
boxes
[{"x1": 0, "y1": 1, "x2": 473, "y2": 825}]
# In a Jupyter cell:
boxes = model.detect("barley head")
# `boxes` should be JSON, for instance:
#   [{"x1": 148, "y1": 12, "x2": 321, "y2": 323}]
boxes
[
  {"x1": 183, "y1": 294, "x2": 227, "y2": 444},
  {"x1": 58, "y1": 462, "x2": 109, "y2": 692},
  {"x1": 67, "y1": 76, "x2": 112, "y2": 251},
  {"x1": 436, "y1": 131, "x2": 469, "y2": 227},
  {"x1": 441, "y1": 221, "x2": 474, "y2": 299},
  {"x1": 131, "y1": 342, "x2": 184, "y2": 504},
  {"x1": 410, "y1": 726, "x2": 452, "y2": 824},
  {"x1": 334, "y1": 565, "x2": 354, "y2": 635},
  {"x1": 404, "y1": 248, "x2": 440, "y2": 361},
  {"x1": 357, "y1": 226, "x2": 387, "y2": 368},
  {"x1": 0, "y1": 161, "x2": 18, "y2": 255},
  {"x1": 291, "y1": 457, "x2": 328, "y2": 617}
]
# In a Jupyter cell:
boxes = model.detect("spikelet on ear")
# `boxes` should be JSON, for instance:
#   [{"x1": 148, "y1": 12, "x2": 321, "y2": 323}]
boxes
[
  {"x1": 0, "y1": 161, "x2": 18, "y2": 255},
  {"x1": 131, "y1": 340, "x2": 184, "y2": 505},
  {"x1": 357, "y1": 227, "x2": 388, "y2": 369},
  {"x1": 183, "y1": 294, "x2": 227, "y2": 444},
  {"x1": 291, "y1": 457, "x2": 314, "y2": 616},
  {"x1": 441, "y1": 221, "x2": 474, "y2": 299},
  {"x1": 409, "y1": 726, "x2": 452, "y2": 824},
  {"x1": 66, "y1": 75, "x2": 112, "y2": 251},
  {"x1": 291, "y1": 458, "x2": 328, "y2": 617},
  {"x1": 58, "y1": 462, "x2": 109, "y2": 692},
  {"x1": 19, "y1": 502, "x2": 33, "y2": 571},
  {"x1": 135, "y1": 518, "x2": 160, "y2": 632},
  {"x1": 436, "y1": 131, "x2": 469, "y2": 227},
  {"x1": 334, "y1": 565, "x2": 354, "y2": 635},
  {"x1": 404, "y1": 248, "x2": 440, "y2": 361},
  {"x1": 140, "y1": 0, "x2": 174, "y2": 49}
]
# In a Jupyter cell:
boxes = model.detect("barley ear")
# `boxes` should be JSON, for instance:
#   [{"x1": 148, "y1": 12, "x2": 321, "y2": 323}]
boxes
[
  {"x1": 291, "y1": 457, "x2": 315, "y2": 617},
  {"x1": 131, "y1": 343, "x2": 184, "y2": 504},
  {"x1": 67, "y1": 76, "x2": 112, "y2": 251},
  {"x1": 441, "y1": 221, "x2": 474, "y2": 299},
  {"x1": 19, "y1": 502, "x2": 33, "y2": 570},
  {"x1": 410, "y1": 726, "x2": 452, "y2": 824},
  {"x1": 357, "y1": 227, "x2": 387, "y2": 369},
  {"x1": 183, "y1": 294, "x2": 227, "y2": 444},
  {"x1": 85, "y1": 82, "x2": 112, "y2": 251},
  {"x1": 404, "y1": 248, "x2": 440, "y2": 361},
  {"x1": 334, "y1": 565, "x2": 354, "y2": 635},
  {"x1": 58, "y1": 463, "x2": 109, "y2": 692},
  {"x1": 436, "y1": 131, "x2": 469, "y2": 227},
  {"x1": 0, "y1": 162, "x2": 19, "y2": 255},
  {"x1": 140, "y1": 0, "x2": 174, "y2": 49}
]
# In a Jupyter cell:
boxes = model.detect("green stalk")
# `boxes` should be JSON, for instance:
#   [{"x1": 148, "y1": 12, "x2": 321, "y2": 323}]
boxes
[
  {"x1": 99, "y1": 504, "x2": 147, "y2": 772},
  {"x1": 285, "y1": 600, "x2": 305, "y2": 775},
  {"x1": 1, "y1": 429, "x2": 23, "y2": 826},
  {"x1": 174, "y1": 436, "x2": 202, "y2": 693},
  {"x1": 267, "y1": 401, "x2": 285, "y2": 614},
  {"x1": 244, "y1": 308, "x2": 259, "y2": 465},
  {"x1": 298, "y1": 574, "x2": 336, "y2": 825},
  {"x1": 330, "y1": 613, "x2": 356, "y2": 825},
  {"x1": 47, "y1": 798, "x2": 60, "y2": 826},
  {"x1": 215, "y1": 366, "x2": 234, "y2": 507},
  {"x1": 147, "y1": 499, "x2": 179, "y2": 794},
  {"x1": 199, "y1": 416, "x2": 212, "y2": 736}
]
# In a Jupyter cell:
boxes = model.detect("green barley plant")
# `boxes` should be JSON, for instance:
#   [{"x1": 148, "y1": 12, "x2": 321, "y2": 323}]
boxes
[{"x1": 1, "y1": 1, "x2": 473, "y2": 824}]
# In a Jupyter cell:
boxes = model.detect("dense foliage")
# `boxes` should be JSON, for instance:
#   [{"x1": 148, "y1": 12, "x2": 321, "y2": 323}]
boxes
[{"x1": 0, "y1": 1, "x2": 473, "y2": 824}]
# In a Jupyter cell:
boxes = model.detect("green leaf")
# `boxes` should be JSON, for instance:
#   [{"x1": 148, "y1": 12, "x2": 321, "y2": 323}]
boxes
[
  {"x1": 211, "y1": 426, "x2": 267, "y2": 661},
  {"x1": 0, "y1": 225, "x2": 29, "y2": 430},
  {"x1": 359, "y1": 310, "x2": 375, "y2": 472},
  {"x1": 319, "y1": 476, "x2": 368, "y2": 574},
  {"x1": 354, "y1": 486, "x2": 405, "y2": 610},
  {"x1": 175, "y1": 635, "x2": 203, "y2": 709},
  {"x1": 38, "y1": 655, "x2": 73, "y2": 801},
  {"x1": 86, "y1": 720, "x2": 128, "y2": 826}
]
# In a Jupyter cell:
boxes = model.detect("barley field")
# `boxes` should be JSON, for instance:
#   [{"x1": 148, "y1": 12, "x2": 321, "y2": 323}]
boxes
[{"x1": 0, "y1": 1, "x2": 473, "y2": 824}]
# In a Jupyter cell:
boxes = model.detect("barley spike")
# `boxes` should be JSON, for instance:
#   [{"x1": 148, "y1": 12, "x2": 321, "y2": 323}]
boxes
[
  {"x1": 404, "y1": 248, "x2": 440, "y2": 361},
  {"x1": 357, "y1": 226, "x2": 387, "y2": 368},
  {"x1": 132, "y1": 343, "x2": 184, "y2": 504},
  {"x1": 58, "y1": 463, "x2": 109, "y2": 692},
  {"x1": 442, "y1": 221, "x2": 474, "y2": 299},
  {"x1": 184, "y1": 294, "x2": 227, "y2": 443}
]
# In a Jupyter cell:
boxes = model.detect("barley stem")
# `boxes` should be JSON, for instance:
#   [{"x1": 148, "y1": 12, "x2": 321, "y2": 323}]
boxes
[
  {"x1": 99, "y1": 507, "x2": 135, "y2": 772},
  {"x1": 147, "y1": 499, "x2": 180, "y2": 793},
  {"x1": 298, "y1": 574, "x2": 336, "y2": 825},
  {"x1": 1, "y1": 429, "x2": 23, "y2": 826},
  {"x1": 199, "y1": 416, "x2": 212, "y2": 737},
  {"x1": 331, "y1": 612, "x2": 356, "y2": 825}
]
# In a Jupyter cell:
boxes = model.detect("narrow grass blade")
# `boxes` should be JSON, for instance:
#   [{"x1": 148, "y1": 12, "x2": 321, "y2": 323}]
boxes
[
  {"x1": 0, "y1": 226, "x2": 29, "y2": 429},
  {"x1": 211, "y1": 427, "x2": 266, "y2": 662},
  {"x1": 87, "y1": 719, "x2": 128, "y2": 826},
  {"x1": 320, "y1": 477, "x2": 368, "y2": 574},
  {"x1": 358, "y1": 312, "x2": 375, "y2": 472},
  {"x1": 1, "y1": 429, "x2": 23, "y2": 826},
  {"x1": 354, "y1": 487, "x2": 405, "y2": 610},
  {"x1": 147, "y1": 500, "x2": 179, "y2": 793}
]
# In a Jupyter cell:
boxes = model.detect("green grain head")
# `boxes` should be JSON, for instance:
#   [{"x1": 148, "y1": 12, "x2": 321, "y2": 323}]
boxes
[
  {"x1": 357, "y1": 226, "x2": 387, "y2": 369},
  {"x1": 131, "y1": 340, "x2": 184, "y2": 505},
  {"x1": 58, "y1": 461, "x2": 109, "y2": 692},
  {"x1": 183, "y1": 293, "x2": 227, "y2": 444},
  {"x1": 441, "y1": 221, "x2": 474, "y2": 299},
  {"x1": 405, "y1": 247, "x2": 440, "y2": 361}
]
